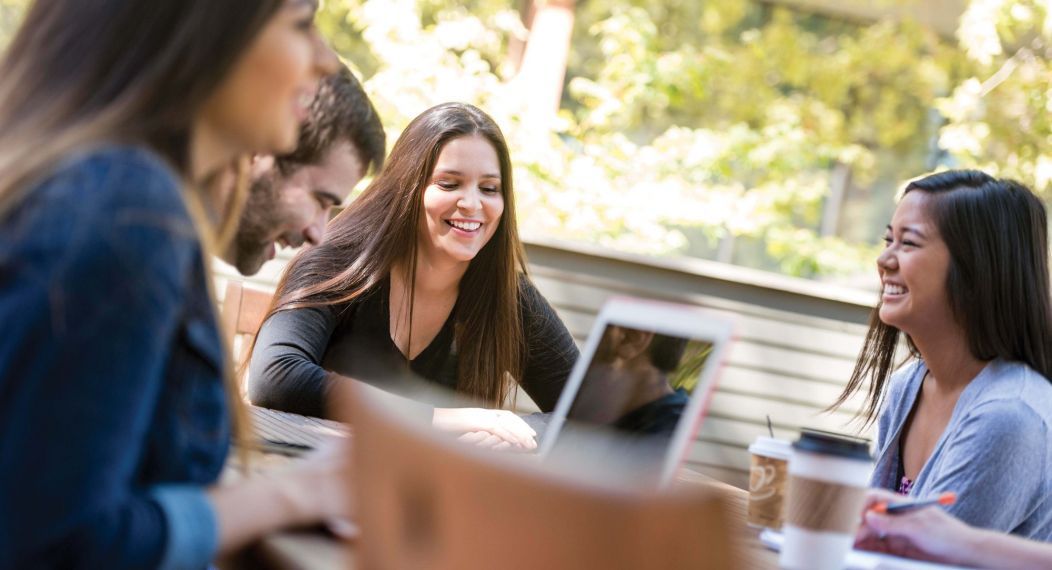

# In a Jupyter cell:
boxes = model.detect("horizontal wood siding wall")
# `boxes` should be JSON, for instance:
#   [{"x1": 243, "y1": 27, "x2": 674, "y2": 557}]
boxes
[
  {"x1": 521, "y1": 240, "x2": 877, "y2": 489},
  {"x1": 215, "y1": 238, "x2": 878, "y2": 489}
]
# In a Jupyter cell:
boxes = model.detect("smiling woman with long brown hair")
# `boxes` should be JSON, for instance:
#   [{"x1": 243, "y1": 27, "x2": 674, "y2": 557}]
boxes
[
  {"x1": 0, "y1": 1, "x2": 349, "y2": 567},
  {"x1": 249, "y1": 102, "x2": 579, "y2": 450},
  {"x1": 832, "y1": 170, "x2": 1052, "y2": 542}
]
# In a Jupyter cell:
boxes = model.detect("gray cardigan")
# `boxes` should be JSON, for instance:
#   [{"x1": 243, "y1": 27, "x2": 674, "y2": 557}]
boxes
[{"x1": 872, "y1": 358, "x2": 1052, "y2": 540}]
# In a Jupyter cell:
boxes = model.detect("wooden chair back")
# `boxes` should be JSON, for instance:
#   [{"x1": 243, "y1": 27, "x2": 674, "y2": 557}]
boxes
[
  {"x1": 220, "y1": 280, "x2": 275, "y2": 383},
  {"x1": 337, "y1": 383, "x2": 741, "y2": 570}
]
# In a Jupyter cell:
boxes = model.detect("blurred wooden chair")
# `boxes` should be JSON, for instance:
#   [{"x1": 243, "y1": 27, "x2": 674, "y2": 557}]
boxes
[
  {"x1": 220, "y1": 280, "x2": 274, "y2": 385},
  {"x1": 337, "y1": 383, "x2": 741, "y2": 570}
]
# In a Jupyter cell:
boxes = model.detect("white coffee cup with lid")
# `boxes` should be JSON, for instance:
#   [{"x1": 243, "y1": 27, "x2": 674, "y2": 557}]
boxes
[{"x1": 780, "y1": 428, "x2": 873, "y2": 570}]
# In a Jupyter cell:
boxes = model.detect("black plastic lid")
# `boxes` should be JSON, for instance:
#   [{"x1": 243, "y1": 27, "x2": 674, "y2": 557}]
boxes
[{"x1": 792, "y1": 428, "x2": 872, "y2": 461}]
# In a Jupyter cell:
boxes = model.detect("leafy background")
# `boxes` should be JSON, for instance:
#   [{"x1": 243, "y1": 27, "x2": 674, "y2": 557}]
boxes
[{"x1": 3, "y1": 0, "x2": 1048, "y2": 286}]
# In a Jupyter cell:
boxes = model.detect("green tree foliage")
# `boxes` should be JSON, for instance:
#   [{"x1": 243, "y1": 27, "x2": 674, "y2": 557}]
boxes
[
  {"x1": 0, "y1": 0, "x2": 26, "y2": 47},
  {"x1": 563, "y1": 1, "x2": 955, "y2": 275},
  {"x1": 310, "y1": 0, "x2": 1048, "y2": 280},
  {"x1": 1, "y1": 0, "x2": 1047, "y2": 281},
  {"x1": 939, "y1": 0, "x2": 1051, "y2": 192}
]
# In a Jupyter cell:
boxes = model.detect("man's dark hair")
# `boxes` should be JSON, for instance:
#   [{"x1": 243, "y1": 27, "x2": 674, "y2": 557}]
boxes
[
  {"x1": 274, "y1": 64, "x2": 385, "y2": 177},
  {"x1": 648, "y1": 334, "x2": 688, "y2": 372}
]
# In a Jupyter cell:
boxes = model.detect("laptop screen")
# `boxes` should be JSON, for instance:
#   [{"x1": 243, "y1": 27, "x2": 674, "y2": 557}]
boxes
[
  {"x1": 564, "y1": 323, "x2": 715, "y2": 440},
  {"x1": 539, "y1": 308, "x2": 729, "y2": 488}
]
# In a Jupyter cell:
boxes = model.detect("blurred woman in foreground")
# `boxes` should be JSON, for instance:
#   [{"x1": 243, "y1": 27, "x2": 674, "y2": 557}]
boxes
[{"x1": 0, "y1": 1, "x2": 344, "y2": 567}]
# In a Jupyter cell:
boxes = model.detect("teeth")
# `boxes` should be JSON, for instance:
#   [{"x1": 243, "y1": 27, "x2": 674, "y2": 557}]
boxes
[
  {"x1": 885, "y1": 284, "x2": 906, "y2": 295},
  {"x1": 449, "y1": 220, "x2": 481, "y2": 231}
]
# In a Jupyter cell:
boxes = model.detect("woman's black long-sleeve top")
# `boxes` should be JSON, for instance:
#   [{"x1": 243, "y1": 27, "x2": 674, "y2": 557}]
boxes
[{"x1": 248, "y1": 277, "x2": 579, "y2": 418}]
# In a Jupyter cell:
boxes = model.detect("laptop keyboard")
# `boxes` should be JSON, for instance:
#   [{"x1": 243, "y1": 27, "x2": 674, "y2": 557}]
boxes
[{"x1": 250, "y1": 406, "x2": 348, "y2": 452}]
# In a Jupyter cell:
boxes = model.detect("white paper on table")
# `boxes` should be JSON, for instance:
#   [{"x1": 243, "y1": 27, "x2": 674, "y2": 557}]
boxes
[{"x1": 758, "y1": 529, "x2": 971, "y2": 570}]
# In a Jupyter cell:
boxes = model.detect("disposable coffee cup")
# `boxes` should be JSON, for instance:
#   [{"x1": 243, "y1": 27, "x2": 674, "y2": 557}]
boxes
[
  {"x1": 747, "y1": 436, "x2": 791, "y2": 529},
  {"x1": 780, "y1": 428, "x2": 872, "y2": 570}
]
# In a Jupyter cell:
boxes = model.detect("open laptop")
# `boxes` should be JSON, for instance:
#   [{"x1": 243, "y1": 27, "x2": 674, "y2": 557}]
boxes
[
  {"x1": 538, "y1": 296, "x2": 734, "y2": 487},
  {"x1": 252, "y1": 295, "x2": 732, "y2": 487}
]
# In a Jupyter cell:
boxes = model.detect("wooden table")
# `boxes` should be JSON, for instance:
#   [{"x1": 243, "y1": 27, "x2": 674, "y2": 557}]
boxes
[{"x1": 242, "y1": 462, "x2": 780, "y2": 569}]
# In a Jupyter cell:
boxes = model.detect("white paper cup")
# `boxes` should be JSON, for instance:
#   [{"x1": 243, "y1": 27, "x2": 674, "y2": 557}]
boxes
[
  {"x1": 779, "y1": 429, "x2": 872, "y2": 570},
  {"x1": 747, "y1": 437, "x2": 792, "y2": 529}
]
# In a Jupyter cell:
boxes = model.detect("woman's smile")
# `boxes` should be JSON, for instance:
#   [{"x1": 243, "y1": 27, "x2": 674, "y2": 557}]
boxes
[{"x1": 419, "y1": 134, "x2": 504, "y2": 265}]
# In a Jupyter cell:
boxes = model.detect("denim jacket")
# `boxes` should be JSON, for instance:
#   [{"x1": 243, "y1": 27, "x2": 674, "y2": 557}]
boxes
[{"x1": 0, "y1": 146, "x2": 228, "y2": 569}]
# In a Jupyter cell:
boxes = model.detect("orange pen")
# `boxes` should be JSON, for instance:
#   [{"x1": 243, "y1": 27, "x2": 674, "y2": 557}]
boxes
[{"x1": 872, "y1": 491, "x2": 957, "y2": 514}]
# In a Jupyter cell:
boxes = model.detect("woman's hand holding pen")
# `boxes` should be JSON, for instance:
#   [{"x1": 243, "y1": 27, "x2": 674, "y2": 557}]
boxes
[{"x1": 854, "y1": 488, "x2": 973, "y2": 564}]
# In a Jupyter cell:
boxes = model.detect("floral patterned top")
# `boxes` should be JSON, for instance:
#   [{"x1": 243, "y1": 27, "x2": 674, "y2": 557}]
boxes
[{"x1": 897, "y1": 475, "x2": 914, "y2": 495}]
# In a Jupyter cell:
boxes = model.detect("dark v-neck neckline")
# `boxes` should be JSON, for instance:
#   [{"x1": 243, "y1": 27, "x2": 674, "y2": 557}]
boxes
[{"x1": 380, "y1": 278, "x2": 457, "y2": 363}]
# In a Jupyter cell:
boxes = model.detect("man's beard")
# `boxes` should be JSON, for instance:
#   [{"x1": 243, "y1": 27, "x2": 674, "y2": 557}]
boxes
[{"x1": 229, "y1": 173, "x2": 285, "y2": 276}]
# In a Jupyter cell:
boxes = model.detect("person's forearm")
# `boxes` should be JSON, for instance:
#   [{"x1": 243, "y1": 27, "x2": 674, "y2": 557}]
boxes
[{"x1": 959, "y1": 526, "x2": 1052, "y2": 569}]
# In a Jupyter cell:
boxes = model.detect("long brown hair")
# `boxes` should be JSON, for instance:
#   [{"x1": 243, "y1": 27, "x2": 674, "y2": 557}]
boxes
[
  {"x1": 263, "y1": 102, "x2": 528, "y2": 407},
  {"x1": 0, "y1": 0, "x2": 280, "y2": 216},
  {"x1": 0, "y1": 0, "x2": 285, "y2": 440},
  {"x1": 831, "y1": 170, "x2": 1052, "y2": 425}
]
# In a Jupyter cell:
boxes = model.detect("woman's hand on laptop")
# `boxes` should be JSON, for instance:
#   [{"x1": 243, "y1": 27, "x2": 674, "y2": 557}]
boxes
[
  {"x1": 297, "y1": 435, "x2": 355, "y2": 519},
  {"x1": 432, "y1": 407, "x2": 537, "y2": 450},
  {"x1": 457, "y1": 430, "x2": 535, "y2": 452},
  {"x1": 208, "y1": 435, "x2": 353, "y2": 553},
  {"x1": 299, "y1": 436, "x2": 363, "y2": 539}
]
